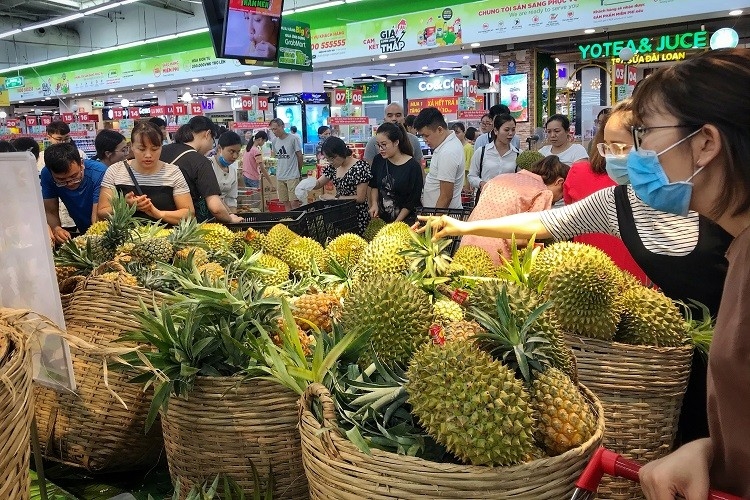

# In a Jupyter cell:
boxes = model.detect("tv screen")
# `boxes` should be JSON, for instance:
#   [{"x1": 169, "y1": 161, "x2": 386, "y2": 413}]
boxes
[
  {"x1": 222, "y1": 0, "x2": 283, "y2": 63},
  {"x1": 201, "y1": 0, "x2": 228, "y2": 57}
]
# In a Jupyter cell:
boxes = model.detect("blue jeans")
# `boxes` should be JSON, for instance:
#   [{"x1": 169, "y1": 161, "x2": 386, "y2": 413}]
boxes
[{"x1": 244, "y1": 177, "x2": 260, "y2": 188}]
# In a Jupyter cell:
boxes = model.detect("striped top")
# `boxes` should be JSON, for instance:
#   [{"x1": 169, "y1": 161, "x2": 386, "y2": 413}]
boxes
[
  {"x1": 539, "y1": 185, "x2": 700, "y2": 256},
  {"x1": 101, "y1": 161, "x2": 190, "y2": 195}
]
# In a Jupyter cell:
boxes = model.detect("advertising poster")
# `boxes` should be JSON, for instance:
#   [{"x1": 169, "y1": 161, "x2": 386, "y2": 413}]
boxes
[
  {"x1": 224, "y1": 0, "x2": 282, "y2": 62},
  {"x1": 500, "y1": 73, "x2": 528, "y2": 122},
  {"x1": 277, "y1": 19, "x2": 313, "y2": 71}
]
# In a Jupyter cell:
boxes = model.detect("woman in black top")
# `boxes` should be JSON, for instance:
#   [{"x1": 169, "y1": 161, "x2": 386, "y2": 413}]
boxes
[{"x1": 368, "y1": 122, "x2": 423, "y2": 224}]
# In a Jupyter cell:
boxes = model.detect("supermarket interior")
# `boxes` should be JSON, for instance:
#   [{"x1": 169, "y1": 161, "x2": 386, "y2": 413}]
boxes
[{"x1": 1, "y1": 0, "x2": 750, "y2": 499}]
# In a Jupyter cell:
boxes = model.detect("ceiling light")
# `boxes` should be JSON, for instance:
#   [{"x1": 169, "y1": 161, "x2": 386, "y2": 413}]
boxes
[
  {"x1": 117, "y1": 94, "x2": 122, "y2": 98},
  {"x1": 148, "y1": 84, "x2": 154, "y2": 88},
  {"x1": 244, "y1": 71, "x2": 253, "y2": 76},
  {"x1": 326, "y1": 71, "x2": 333, "y2": 75},
  {"x1": 389, "y1": 63, "x2": 396, "y2": 67},
  {"x1": 378, "y1": 54, "x2": 388, "y2": 59},
  {"x1": 360, "y1": 73, "x2": 367, "y2": 76},
  {"x1": 421, "y1": 65, "x2": 429, "y2": 70},
  {"x1": 192, "y1": 78, "x2": 200, "y2": 82},
  {"x1": 18, "y1": 100, "x2": 24, "y2": 103},
  {"x1": 437, "y1": 60, "x2": 459, "y2": 64},
  {"x1": 120, "y1": 98, "x2": 130, "y2": 107},
  {"x1": 462, "y1": 55, "x2": 470, "y2": 60},
  {"x1": 470, "y1": 42, "x2": 481, "y2": 48},
  {"x1": 555, "y1": 57, "x2": 561, "y2": 63},
  {"x1": 109, "y1": 89, "x2": 116, "y2": 92},
  {"x1": 386, "y1": 80, "x2": 392, "y2": 83},
  {"x1": 44, "y1": 97, "x2": 51, "y2": 101},
  {"x1": 273, "y1": 76, "x2": 279, "y2": 80},
  {"x1": 729, "y1": 9, "x2": 743, "y2": 15},
  {"x1": 584, "y1": 28, "x2": 596, "y2": 34}
]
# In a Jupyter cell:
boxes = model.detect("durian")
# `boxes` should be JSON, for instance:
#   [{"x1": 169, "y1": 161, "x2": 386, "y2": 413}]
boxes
[
  {"x1": 200, "y1": 222, "x2": 235, "y2": 252},
  {"x1": 616, "y1": 286, "x2": 688, "y2": 347},
  {"x1": 516, "y1": 150, "x2": 545, "y2": 170},
  {"x1": 323, "y1": 233, "x2": 367, "y2": 272},
  {"x1": 262, "y1": 223, "x2": 299, "y2": 257},
  {"x1": 282, "y1": 236, "x2": 325, "y2": 274},
  {"x1": 362, "y1": 218, "x2": 386, "y2": 241},
  {"x1": 450, "y1": 245, "x2": 496, "y2": 277}
]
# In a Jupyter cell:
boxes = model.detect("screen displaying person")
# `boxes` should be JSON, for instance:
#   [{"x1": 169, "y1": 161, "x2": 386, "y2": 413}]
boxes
[{"x1": 223, "y1": 9, "x2": 279, "y2": 60}]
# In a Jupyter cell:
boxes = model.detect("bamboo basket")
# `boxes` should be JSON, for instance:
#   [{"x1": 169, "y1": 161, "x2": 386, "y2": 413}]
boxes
[
  {"x1": 34, "y1": 263, "x2": 166, "y2": 472},
  {"x1": 58, "y1": 275, "x2": 84, "y2": 313},
  {"x1": 565, "y1": 335, "x2": 693, "y2": 500},
  {"x1": 298, "y1": 382, "x2": 605, "y2": 499},
  {"x1": 161, "y1": 376, "x2": 309, "y2": 499},
  {"x1": 0, "y1": 309, "x2": 36, "y2": 500}
]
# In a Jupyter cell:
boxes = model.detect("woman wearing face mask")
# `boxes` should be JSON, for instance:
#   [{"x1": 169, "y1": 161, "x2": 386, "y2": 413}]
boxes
[
  {"x1": 418, "y1": 98, "x2": 732, "y2": 448},
  {"x1": 467, "y1": 114, "x2": 520, "y2": 198},
  {"x1": 538, "y1": 114, "x2": 589, "y2": 164},
  {"x1": 627, "y1": 49, "x2": 750, "y2": 500},
  {"x1": 211, "y1": 131, "x2": 242, "y2": 210},
  {"x1": 563, "y1": 101, "x2": 648, "y2": 285}
]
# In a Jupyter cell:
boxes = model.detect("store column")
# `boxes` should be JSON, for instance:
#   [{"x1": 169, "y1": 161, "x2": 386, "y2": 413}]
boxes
[
  {"x1": 158, "y1": 90, "x2": 179, "y2": 106},
  {"x1": 279, "y1": 73, "x2": 304, "y2": 93},
  {"x1": 495, "y1": 49, "x2": 538, "y2": 140}
]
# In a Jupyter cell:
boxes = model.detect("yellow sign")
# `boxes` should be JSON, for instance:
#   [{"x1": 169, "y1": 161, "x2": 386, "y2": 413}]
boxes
[
  {"x1": 611, "y1": 51, "x2": 688, "y2": 64},
  {"x1": 0, "y1": 78, "x2": 9, "y2": 106}
]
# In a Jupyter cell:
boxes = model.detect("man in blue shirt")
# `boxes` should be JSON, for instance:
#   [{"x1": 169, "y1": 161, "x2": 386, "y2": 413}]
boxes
[{"x1": 41, "y1": 143, "x2": 107, "y2": 243}]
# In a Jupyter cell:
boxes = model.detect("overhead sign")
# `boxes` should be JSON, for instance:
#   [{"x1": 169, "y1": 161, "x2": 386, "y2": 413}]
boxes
[
  {"x1": 453, "y1": 78, "x2": 478, "y2": 97},
  {"x1": 277, "y1": 19, "x2": 313, "y2": 72},
  {"x1": 240, "y1": 95, "x2": 269, "y2": 111},
  {"x1": 406, "y1": 74, "x2": 461, "y2": 97},
  {"x1": 4, "y1": 76, "x2": 24, "y2": 89},
  {"x1": 578, "y1": 30, "x2": 708, "y2": 59},
  {"x1": 329, "y1": 116, "x2": 369, "y2": 125}
]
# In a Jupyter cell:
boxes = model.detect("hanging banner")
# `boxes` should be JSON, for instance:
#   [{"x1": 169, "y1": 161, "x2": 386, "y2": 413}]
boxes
[
  {"x1": 150, "y1": 105, "x2": 166, "y2": 116},
  {"x1": 77, "y1": 112, "x2": 95, "y2": 122},
  {"x1": 6, "y1": 118, "x2": 19, "y2": 127},
  {"x1": 25, "y1": 116, "x2": 38, "y2": 126},
  {"x1": 613, "y1": 63, "x2": 626, "y2": 85},
  {"x1": 190, "y1": 103, "x2": 203, "y2": 115},
  {"x1": 240, "y1": 96, "x2": 269, "y2": 111},
  {"x1": 112, "y1": 108, "x2": 124, "y2": 120},
  {"x1": 40, "y1": 116, "x2": 53, "y2": 126},
  {"x1": 61, "y1": 112, "x2": 75, "y2": 123},
  {"x1": 627, "y1": 65, "x2": 638, "y2": 85},
  {"x1": 277, "y1": 19, "x2": 313, "y2": 72},
  {"x1": 173, "y1": 103, "x2": 188, "y2": 116},
  {"x1": 129, "y1": 107, "x2": 142, "y2": 118}
]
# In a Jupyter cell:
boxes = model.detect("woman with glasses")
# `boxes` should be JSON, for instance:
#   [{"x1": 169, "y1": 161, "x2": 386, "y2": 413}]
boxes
[
  {"x1": 538, "y1": 114, "x2": 589, "y2": 164},
  {"x1": 629, "y1": 49, "x2": 750, "y2": 500},
  {"x1": 368, "y1": 122, "x2": 423, "y2": 224},
  {"x1": 563, "y1": 101, "x2": 648, "y2": 284},
  {"x1": 417, "y1": 96, "x2": 732, "y2": 446},
  {"x1": 92, "y1": 129, "x2": 129, "y2": 167},
  {"x1": 308, "y1": 136, "x2": 372, "y2": 234}
]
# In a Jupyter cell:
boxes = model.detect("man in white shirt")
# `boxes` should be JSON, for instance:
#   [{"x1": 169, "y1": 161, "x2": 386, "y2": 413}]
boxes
[
  {"x1": 364, "y1": 102, "x2": 423, "y2": 166},
  {"x1": 414, "y1": 107, "x2": 464, "y2": 209}
]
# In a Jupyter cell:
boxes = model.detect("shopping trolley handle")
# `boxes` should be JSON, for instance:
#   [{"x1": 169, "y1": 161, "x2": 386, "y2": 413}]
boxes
[{"x1": 573, "y1": 448, "x2": 743, "y2": 500}]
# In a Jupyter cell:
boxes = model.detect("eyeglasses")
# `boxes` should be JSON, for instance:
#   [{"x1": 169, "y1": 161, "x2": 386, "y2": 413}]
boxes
[
  {"x1": 631, "y1": 125, "x2": 696, "y2": 151},
  {"x1": 596, "y1": 142, "x2": 632, "y2": 157},
  {"x1": 116, "y1": 146, "x2": 130, "y2": 155},
  {"x1": 376, "y1": 142, "x2": 391, "y2": 150},
  {"x1": 53, "y1": 166, "x2": 84, "y2": 187},
  {"x1": 48, "y1": 135, "x2": 71, "y2": 143}
]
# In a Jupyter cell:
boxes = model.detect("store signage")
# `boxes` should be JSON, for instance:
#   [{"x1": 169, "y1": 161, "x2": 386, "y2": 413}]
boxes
[
  {"x1": 457, "y1": 109, "x2": 486, "y2": 120},
  {"x1": 151, "y1": 106, "x2": 166, "y2": 116},
  {"x1": 578, "y1": 31, "x2": 708, "y2": 59},
  {"x1": 301, "y1": 92, "x2": 328, "y2": 104},
  {"x1": 406, "y1": 74, "x2": 461, "y2": 97},
  {"x1": 333, "y1": 88, "x2": 362, "y2": 106},
  {"x1": 357, "y1": 83, "x2": 387, "y2": 102},
  {"x1": 277, "y1": 19, "x2": 313, "y2": 72},
  {"x1": 61, "y1": 113, "x2": 75, "y2": 124},
  {"x1": 78, "y1": 112, "x2": 95, "y2": 122},
  {"x1": 40, "y1": 116, "x2": 52, "y2": 126},
  {"x1": 190, "y1": 103, "x2": 203, "y2": 115},
  {"x1": 276, "y1": 93, "x2": 302, "y2": 105},
  {"x1": 165, "y1": 105, "x2": 175, "y2": 115},
  {"x1": 173, "y1": 103, "x2": 187, "y2": 115},
  {"x1": 407, "y1": 95, "x2": 484, "y2": 115},
  {"x1": 25, "y1": 116, "x2": 37, "y2": 126},
  {"x1": 240, "y1": 96, "x2": 269, "y2": 111},
  {"x1": 613, "y1": 63, "x2": 625, "y2": 85},
  {"x1": 627, "y1": 66, "x2": 637, "y2": 85},
  {"x1": 329, "y1": 116, "x2": 369, "y2": 125},
  {"x1": 201, "y1": 100, "x2": 214, "y2": 110},
  {"x1": 233, "y1": 121, "x2": 270, "y2": 129},
  {"x1": 4, "y1": 76, "x2": 24, "y2": 89},
  {"x1": 419, "y1": 78, "x2": 452, "y2": 92},
  {"x1": 6, "y1": 118, "x2": 19, "y2": 127},
  {"x1": 453, "y1": 79, "x2": 478, "y2": 97},
  {"x1": 112, "y1": 108, "x2": 124, "y2": 119},
  {"x1": 129, "y1": 107, "x2": 141, "y2": 118},
  {"x1": 92, "y1": 100, "x2": 105, "y2": 108}
]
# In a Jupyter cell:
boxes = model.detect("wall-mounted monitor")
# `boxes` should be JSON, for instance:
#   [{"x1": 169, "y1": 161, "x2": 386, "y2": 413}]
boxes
[
  {"x1": 222, "y1": 0, "x2": 283, "y2": 64},
  {"x1": 201, "y1": 0, "x2": 228, "y2": 58}
]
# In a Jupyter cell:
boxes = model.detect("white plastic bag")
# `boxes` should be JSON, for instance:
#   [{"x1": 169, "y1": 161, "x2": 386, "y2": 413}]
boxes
[{"x1": 295, "y1": 176, "x2": 318, "y2": 203}]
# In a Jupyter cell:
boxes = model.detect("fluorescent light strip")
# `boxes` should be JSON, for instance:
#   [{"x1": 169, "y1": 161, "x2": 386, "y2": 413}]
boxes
[
  {"x1": 0, "y1": 27, "x2": 207, "y2": 74},
  {"x1": 283, "y1": 0, "x2": 344, "y2": 15},
  {"x1": 1, "y1": 0, "x2": 140, "y2": 39}
]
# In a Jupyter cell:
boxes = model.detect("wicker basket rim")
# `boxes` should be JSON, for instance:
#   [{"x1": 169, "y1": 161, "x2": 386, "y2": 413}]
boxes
[
  {"x1": 299, "y1": 381, "x2": 605, "y2": 473},
  {"x1": 564, "y1": 333, "x2": 695, "y2": 354}
]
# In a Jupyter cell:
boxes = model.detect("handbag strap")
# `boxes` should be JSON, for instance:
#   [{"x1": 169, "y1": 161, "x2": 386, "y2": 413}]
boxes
[
  {"x1": 123, "y1": 159, "x2": 143, "y2": 195},
  {"x1": 478, "y1": 146, "x2": 486, "y2": 179}
]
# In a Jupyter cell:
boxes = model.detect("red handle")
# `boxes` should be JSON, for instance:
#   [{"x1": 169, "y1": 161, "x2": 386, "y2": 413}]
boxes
[{"x1": 576, "y1": 448, "x2": 743, "y2": 500}]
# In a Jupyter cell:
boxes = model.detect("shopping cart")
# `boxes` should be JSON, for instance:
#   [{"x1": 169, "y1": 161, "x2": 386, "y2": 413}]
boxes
[{"x1": 571, "y1": 448, "x2": 742, "y2": 500}]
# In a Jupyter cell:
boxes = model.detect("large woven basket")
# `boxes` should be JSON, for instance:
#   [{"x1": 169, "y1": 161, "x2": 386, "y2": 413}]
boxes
[
  {"x1": 162, "y1": 376, "x2": 309, "y2": 499},
  {"x1": 299, "y1": 382, "x2": 605, "y2": 499},
  {"x1": 0, "y1": 309, "x2": 35, "y2": 500},
  {"x1": 34, "y1": 264, "x2": 166, "y2": 472},
  {"x1": 565, "y1": 335, "x2": 693, "y2": 499}
]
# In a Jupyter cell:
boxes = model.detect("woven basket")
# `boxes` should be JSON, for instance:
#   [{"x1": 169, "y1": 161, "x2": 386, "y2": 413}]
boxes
[
  {"x1": 58, "y1": 275, "x2": 85, "y2": 313},
  {"x1": 34, "y1": 263, "x2": 166, "y2": 472},
  {"x1": 161, "y1": 376, "x2": 309, "y2": 499},
  {"x1": 299, "y1": 382, "x2": 604, "y2": 499},
  {"x1": 565, "y1": 335, "x2": 693, "y2": 500},
  {"x1": 0, "y1": 309, "x2": 37, "y2": 500}
]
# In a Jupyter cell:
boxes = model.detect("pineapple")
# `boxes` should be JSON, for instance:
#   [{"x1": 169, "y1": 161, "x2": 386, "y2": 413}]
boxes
[
  {"x1": 131, "y1": 237, "x2": 174, "y2": 264},
  {"x1": 173, "y1": 246, "x2": 209, "y2": 267},
  {"x1": 292, "y1": 292, "x2": 340, "y2": 332},
  {"x1": 85, "y1": 220, "x2": 109, "y2": 236},
  {"x1": 97, "y1": 191, "x2": 138, "y2": 262},
  {"x1": 99, "y1": 270, "x2": 139, "y2": 287},
  {"x1": 113, "y1": 242, "x2": 136, "y2": 264},
  {"x1": 55, "y1": 265, "x2": 79, "y2": 285},
  {"x1": 470, "y1": 288, "x2": 596, "y2": 456},
  {"x1": 433, "y1": 297, "x2": 464, "y2": 324},
  {"x1": 400, "y1": 223, "x2": 453, "y2": 278},
  {"x1": 442, "y1": 320, "x2": 483, "y2": 342},
  {"x1": 198, "y1": 262, "x2": 226, "y2": 282},
  {"x1": 168, "y1": 217, "x2": 207, "y2": 251},
  {"x1": 55, "y1": 237, "x2": 99, "y2": 274}
]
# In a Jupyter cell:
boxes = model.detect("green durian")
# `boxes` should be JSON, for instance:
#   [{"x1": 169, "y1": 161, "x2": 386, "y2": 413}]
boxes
[
  {"x1": 449, "y1": 245, "x2": 496, "y2": 277},
  {"x1": 362, "y1": 218, "x2": 386, "y2": 241},
  {"x1": 616, "y1": 286, "x2": 688, "y2": 347}
]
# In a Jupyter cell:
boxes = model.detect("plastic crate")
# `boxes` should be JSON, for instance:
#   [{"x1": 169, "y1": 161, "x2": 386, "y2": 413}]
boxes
[
  {"x1": 218, "y1": 211, "x2": 308, "y2": 236},
  {"x1": 415, "y1": 206, "x2": 474, "y2": 256},
  {"x1": 292, "y1": 199, "x2": 359, "y2": 245}
]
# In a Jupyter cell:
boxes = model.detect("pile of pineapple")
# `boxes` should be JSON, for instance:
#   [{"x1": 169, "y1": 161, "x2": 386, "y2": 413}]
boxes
[{"x1": 53, "y1": 195, "x2": 697, "y2": 470}]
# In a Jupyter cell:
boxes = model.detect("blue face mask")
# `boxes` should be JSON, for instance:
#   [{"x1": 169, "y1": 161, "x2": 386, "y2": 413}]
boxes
[
  {"x1": 604, "y1": 154, "x2": 630, "y2": 185},
  {"x1": 217, "y1": 155, "x2": 231, "y2": 168},
  {"x1": 626, "y1": 129, "x2": 703, "y2": 216}
]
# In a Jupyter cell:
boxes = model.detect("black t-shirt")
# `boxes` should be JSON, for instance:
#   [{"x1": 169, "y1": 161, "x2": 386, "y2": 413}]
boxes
[
  {"x1": 368, "y1": 155, "x2": 423, "y2": 223},
  {"x1": 161, "y1": 143, "x2": 221, "y2": 221}
]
